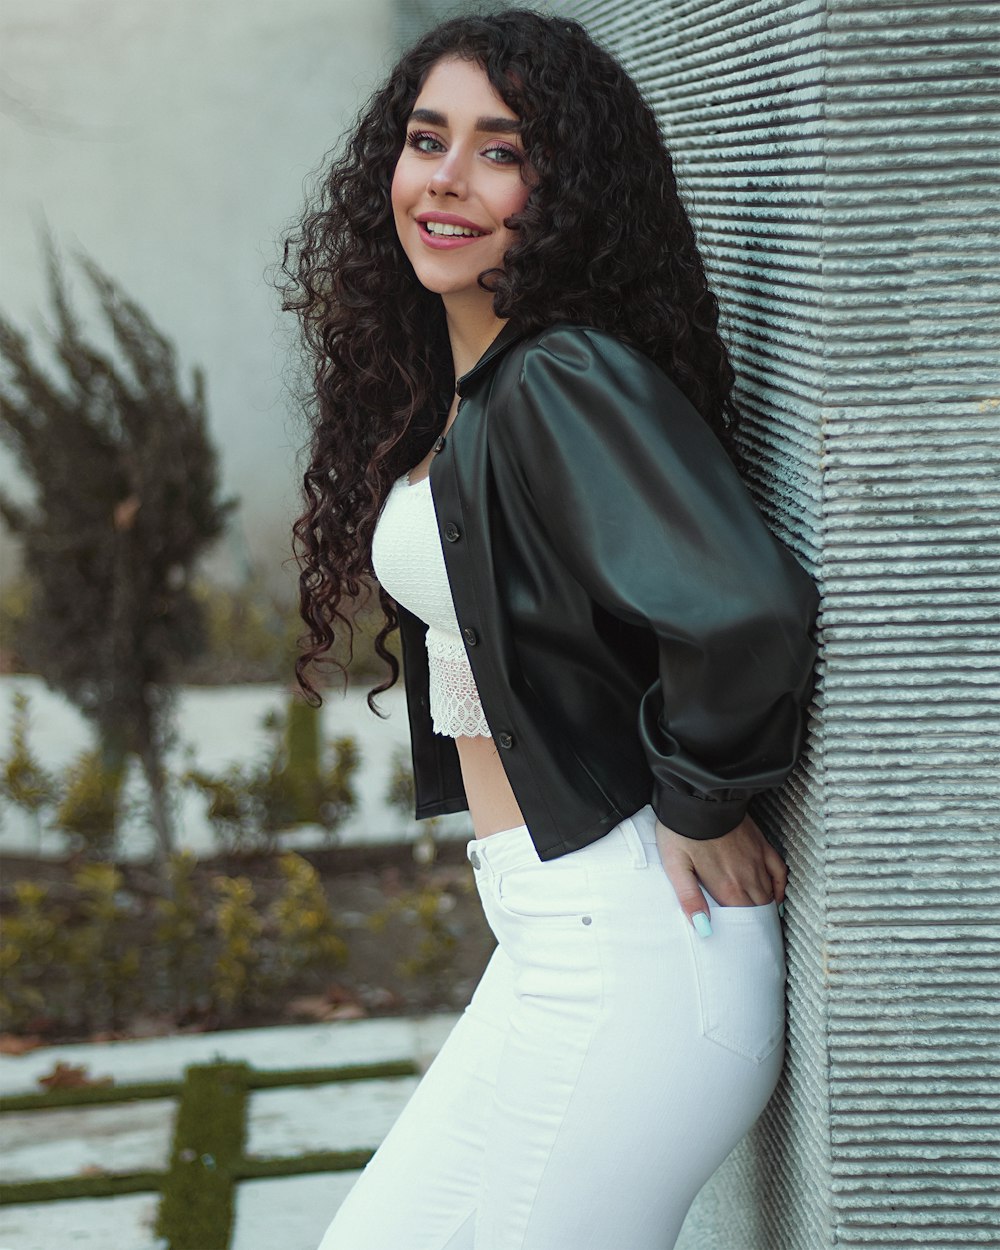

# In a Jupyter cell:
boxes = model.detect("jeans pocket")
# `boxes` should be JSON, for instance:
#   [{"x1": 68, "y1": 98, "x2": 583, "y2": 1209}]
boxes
[
  {"x1": 494, "y1": 864, "x2": 592, "y2": 921},
  {"x1": 686, "y1": 902, "x2": 786, "y2": 1063}
]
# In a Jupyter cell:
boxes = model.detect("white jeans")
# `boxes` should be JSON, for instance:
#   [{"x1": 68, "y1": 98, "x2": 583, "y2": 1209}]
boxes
[{"x1": 317, "y1": 803, "x2": 786, "y2": 1250}]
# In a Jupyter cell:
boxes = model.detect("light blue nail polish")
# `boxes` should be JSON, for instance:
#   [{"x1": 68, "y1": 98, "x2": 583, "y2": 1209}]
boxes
[
  {"x1": 692, "y1": 911, "x2": 712, "y2": 938},
  {"x1": 777, "y1": 901, "x2": 785, "y2": 918}
]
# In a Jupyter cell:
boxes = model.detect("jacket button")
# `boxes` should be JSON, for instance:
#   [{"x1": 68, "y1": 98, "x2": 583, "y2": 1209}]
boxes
[
  {"x1": 497, "y1": 732, "x2": 514, "y2": 749},
  {"x1": 443, "y1": 522, "x2": 461, "y2": 542},
  {"x1": 463, "y1": 627, "x2": 478, "y2": 646}
]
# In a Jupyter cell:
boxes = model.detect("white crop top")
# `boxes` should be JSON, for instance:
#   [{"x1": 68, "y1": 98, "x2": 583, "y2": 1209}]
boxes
[{"x1": 371, "y1": 472, "x2": 492, "y2": 738}]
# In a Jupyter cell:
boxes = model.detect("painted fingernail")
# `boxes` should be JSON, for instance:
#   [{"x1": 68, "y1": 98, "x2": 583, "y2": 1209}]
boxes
[
  {"x1": 692, "y1": 911, "x2": 712, "y2": 938},
  {"x1": 777, "y1": 901, "x2": 785, "y2": 918}
]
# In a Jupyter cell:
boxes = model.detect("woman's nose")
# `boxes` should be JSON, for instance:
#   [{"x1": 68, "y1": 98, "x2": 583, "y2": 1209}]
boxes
[{"x1": 427, "y1": 150, "x2": 468, "y2": 198}]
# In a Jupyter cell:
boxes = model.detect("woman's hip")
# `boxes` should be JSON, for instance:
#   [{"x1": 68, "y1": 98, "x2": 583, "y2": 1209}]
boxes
[{"x1": 466, "y1": 803, "x2": 787, "y2": 1069}]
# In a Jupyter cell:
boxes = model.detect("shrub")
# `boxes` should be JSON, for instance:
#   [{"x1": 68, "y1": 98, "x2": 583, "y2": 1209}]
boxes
[
  {"x1": 176, "y1": 576, "x2": 401, "y2": 688},
  {"x1": 54, "y1": 749, "x2": 124, "y2": 859},
  {"x1": 1, "y1": 863, "x2": 145, "y2": 1035},
  {"x1": 318, "y1": 735, "x2": 359, "y2": 835},
  {"x1": 66, "y1": 863, "x2": 142, "y2": 1033},
  {"x1": 368, "y1": 882, "x2": 459, "y2": 986},
  {"x1": 183, "y1": 763, "x2": 262, "y2": 854},
  {"x1": 153, "y1": 851, "x2": 210, "y2": 1019},
  {"x1": 0, "y1": 691, "x2": 57, "y2": 843},
  {"x1": 183, "y1": 575, "x2": 300, "y2": 685},
  {"x1": 184, "y1": 700, "x2": 360, "y2": 854},
  {"x1": 267, "y1": 853, "x2": 347, "y2": 977},
  {"x1": 385, "y1": 746, "x2": 415, "y2": 819},
  {"x1": 211, "y1": 876, "x2": 263, "y2": 1016},
  {"x1": 0, "y1": 574, "x2": 32, "y2": 673},
  {"x1": 0, "y1": 881, "x2": 68, "y2": 1032},
  {"x1": 385, "y1": 745, "x2": 437, "y2": 863}
]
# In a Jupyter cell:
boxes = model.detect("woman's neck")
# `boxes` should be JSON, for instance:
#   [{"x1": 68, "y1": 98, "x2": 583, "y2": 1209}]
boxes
[{"x1": 443, "y1": 298, "x2": 508, "y2": 380}]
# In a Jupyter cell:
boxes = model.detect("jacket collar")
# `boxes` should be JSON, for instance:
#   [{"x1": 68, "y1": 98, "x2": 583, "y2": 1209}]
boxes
[{"x1": 455, "y1": 320, "x2": 529, "y2": 397}]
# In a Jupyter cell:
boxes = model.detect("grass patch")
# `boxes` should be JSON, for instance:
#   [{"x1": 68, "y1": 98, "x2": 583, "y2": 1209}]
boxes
[
  {"x1": 246, "y1": 1059, "x2": 417, "y2": 1088},
  {"x1": 155, "y1": 1061, "x2": 249, "y2": 1250},
  {"x1": 239, "y1": 1149, "x2": 373, "y2": 1178},
  {"x1": 0, "y1": 1058, "x2": 418, "y2": 1115},
  {"x1": 0, "y1": 1172, "x2": 163, "y2": 1206},
  {"x1": 0, "y1": 1078, "x2": 181, "y2": 1113}
]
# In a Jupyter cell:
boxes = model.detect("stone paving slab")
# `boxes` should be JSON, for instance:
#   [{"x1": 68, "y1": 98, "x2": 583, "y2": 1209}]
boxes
[
  {"x1": 0, "y1": 1014, "x2": 461, "y2": 1098},
  {"x1": 246, "y1": 1076, "x2": 420, "y2": 1159},
  {"x1": 1, "y1": 1098, "x2": 176, "y2": 1182},
  {"x1": 0, "y1": 1015, "x2": 461, "y2": 1250},
  {"x1": 0, "y1": 1191, "x2": 165, "y2": 1250},
  {"x1": 231, "y1": 1171, "x2": 363, "y2": 1250}
]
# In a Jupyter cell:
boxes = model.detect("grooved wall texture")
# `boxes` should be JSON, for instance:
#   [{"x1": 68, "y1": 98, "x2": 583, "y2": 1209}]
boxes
[
  {"x1": 393, "y1": 0, "x2": 467, "y2": 47},
  {"x1": 556, "y1": 2, "x2": 1000, "y2": 1247}
]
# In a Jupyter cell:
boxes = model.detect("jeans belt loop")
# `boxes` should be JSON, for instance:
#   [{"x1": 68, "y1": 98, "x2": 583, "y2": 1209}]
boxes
[{"x1": 620, "y1": 816, "x2": 648, "y2": 869}]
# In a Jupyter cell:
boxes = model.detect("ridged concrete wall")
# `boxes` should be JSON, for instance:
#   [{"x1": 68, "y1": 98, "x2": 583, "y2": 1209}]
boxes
[
  {"x1": 556, "y1": 2, "x2": 1000, "y2": 1247},
  {"x1": 393, "y1": 0, "x2": 466, "y2": 47}
]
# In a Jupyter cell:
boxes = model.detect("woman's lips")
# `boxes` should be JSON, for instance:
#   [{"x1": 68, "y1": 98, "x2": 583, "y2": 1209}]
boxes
[{"x1": 416, "y1": 220, "x2": 490, "y2": 250}]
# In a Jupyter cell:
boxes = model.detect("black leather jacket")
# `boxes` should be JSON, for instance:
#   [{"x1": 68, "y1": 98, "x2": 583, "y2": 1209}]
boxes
[{"x1": 397, "y1": 320, "x2": 820, "y2": 861}]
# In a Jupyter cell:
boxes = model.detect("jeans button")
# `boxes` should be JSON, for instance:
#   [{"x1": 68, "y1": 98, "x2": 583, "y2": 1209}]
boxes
[{"x1": 470, "y1": 850, "x2": 481, "y2": 870}]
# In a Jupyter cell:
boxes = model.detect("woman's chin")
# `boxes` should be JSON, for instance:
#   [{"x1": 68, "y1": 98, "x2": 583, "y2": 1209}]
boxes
[{"x1": 413, "y1": 272, "x2": 497, "y2": 308}]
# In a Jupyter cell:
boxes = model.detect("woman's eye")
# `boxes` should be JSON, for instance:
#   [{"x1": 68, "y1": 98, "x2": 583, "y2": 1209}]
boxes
[
  {"x1": 483, "y1": 144, "x2": 522, "y2": 165},
  {"x1": 406, "y1": 130, "x2": 443, "y2": 153}
]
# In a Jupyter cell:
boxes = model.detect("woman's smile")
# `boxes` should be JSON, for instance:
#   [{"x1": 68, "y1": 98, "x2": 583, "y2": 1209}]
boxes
[{"x1": 417, "y1": 211, "x2": 492, "y2": 247}]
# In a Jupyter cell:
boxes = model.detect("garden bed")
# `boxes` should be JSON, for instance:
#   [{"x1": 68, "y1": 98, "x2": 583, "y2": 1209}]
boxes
[{"x1": 0, "y1": 839, "x2": 495, "y2": 1049}]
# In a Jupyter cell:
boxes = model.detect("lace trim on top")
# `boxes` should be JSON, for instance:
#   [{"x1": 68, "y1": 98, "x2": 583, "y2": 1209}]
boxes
[
  {"x1": 426, "y1": 626, "x2": 492, "y2": 739},
  {"x1": 370, "y1": 473, "x2": 491, "y2": 738}
]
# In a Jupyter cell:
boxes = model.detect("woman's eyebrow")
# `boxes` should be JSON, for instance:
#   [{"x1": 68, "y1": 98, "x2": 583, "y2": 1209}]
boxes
[{"x1": 408, "y1": 107, "x2": 521, "y2": 134}]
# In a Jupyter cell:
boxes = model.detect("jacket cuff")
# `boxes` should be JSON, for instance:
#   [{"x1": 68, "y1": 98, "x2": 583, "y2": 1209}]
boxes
[{"x1": 651, "y1": 787, "x2": 748, "y2": 840}]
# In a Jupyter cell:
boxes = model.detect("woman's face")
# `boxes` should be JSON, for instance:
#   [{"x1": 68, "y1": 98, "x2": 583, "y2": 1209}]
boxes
[{"x1": 391, "y1": 56, "x2": 532, "y2": 310}]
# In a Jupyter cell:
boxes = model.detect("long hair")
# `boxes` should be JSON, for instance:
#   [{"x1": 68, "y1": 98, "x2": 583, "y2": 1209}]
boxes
[{"x1": 280, "y1": 7, "x2": 742, "y2": 708}]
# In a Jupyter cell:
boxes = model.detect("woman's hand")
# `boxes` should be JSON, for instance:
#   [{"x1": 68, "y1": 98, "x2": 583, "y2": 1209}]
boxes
[{"x1": 655, "y1": 814, "x2": 787, "y2": 936}]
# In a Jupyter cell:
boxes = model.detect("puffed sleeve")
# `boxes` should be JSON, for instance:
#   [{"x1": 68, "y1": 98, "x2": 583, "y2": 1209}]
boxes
[{"x1": 498, "y1": 325, "x2": 820, "y2": 839}]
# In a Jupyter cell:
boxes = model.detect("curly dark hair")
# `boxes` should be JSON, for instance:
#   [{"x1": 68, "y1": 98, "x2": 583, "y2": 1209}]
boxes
[{"x1": 280, "y1": 6, "x2": 742, "y2": 709}]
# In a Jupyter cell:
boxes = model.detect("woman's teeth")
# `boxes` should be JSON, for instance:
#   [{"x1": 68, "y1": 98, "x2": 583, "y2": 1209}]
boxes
[{"x1": 423, "y1": 221, "x2": 486, "y2": 237}]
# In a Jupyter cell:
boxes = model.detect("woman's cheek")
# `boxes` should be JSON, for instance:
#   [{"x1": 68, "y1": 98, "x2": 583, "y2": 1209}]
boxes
[{"x1": 389, "y1": 162, "x2": 405, "y2": 218}]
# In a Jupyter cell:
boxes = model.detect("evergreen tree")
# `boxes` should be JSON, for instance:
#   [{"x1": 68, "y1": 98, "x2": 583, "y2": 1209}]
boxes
[{"x1": 0, "y1": 238, "x2": 235, "y2": 859}]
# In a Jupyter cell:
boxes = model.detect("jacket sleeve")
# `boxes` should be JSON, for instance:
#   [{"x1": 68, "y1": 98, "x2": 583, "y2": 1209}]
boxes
[{"x1": 498, "y1": 325, "x2": 820, "y2": 839}]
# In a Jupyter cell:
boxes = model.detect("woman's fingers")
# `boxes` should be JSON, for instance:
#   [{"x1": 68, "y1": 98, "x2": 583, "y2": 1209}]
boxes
[
  {"x1": 654, "y1": 813, "x2": 789, "y2": 932},
  {"x1": 654, "y1": 822, "x2": 712, "y2": 935},
  {"x1": 762, "y1": 837, "x2": 789, "y2": 905}
]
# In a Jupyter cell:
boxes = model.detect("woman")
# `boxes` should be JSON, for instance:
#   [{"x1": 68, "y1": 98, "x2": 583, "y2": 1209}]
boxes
[{"x1": 283, "y1": 10, "x2": 820, "y2": 1249}]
